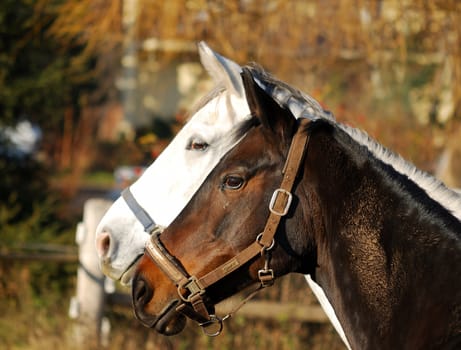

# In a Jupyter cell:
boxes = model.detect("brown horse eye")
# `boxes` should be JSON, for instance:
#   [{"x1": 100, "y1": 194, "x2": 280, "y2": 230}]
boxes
[{"x1": 223, "y1": 175, "x2": 244, "y2": 190}]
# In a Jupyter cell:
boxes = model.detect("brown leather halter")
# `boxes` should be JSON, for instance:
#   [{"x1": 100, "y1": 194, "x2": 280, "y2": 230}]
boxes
[{"x1": 134, "y1": 118, "x2": 310, "y2": 336}]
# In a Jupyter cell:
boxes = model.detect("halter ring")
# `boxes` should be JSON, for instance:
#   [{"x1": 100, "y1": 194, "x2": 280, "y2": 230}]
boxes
[
  {"x1": 199, "y1": 315, "x2": 223, "y2": 337},
  {"x1": 256, "y1": 232, "x2": 275, "y2": 251}
]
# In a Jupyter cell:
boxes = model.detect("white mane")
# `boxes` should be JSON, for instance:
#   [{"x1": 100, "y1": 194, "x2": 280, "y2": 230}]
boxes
[
  {"x1": 251, "y1": 66, "x2": 334, "y2": 122},
  {"x1": 338, "y1": 123, "x2": 461, "y2": 222},
  {"x1": 253, "y1": 65, "x2": 461, "y2": 223}
]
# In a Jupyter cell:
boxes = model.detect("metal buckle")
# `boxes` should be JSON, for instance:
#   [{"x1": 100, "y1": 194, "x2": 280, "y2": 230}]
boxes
[
  {"x1": 269, "y1": 188, "x2": 292, "y2": 216},
  {"x1": 258, "y1": 269, "x2": 274, "y2": 287},
  {"x1": 178, "y1": 276, "x2": 205, "y2": 303}
]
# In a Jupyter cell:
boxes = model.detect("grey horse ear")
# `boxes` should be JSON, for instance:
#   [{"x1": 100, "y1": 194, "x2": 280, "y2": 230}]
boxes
[{"x1": 198, "y1": 41, "x2": 244, "y2": 97}]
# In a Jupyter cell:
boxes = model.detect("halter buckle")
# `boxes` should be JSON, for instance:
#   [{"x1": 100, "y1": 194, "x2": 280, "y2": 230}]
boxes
[
  {"x1": 257, "y1": 238, "x2": 274, "y2": 287},
  {"x1": 269, "y1": 188, "x2": 292, "y2": 216},
  {"x1": 258, "y1": 268, "x2": 274, "y2": 287},
  {"x1": 178, "y1": 276, "x2": 205, "y2": 303}
]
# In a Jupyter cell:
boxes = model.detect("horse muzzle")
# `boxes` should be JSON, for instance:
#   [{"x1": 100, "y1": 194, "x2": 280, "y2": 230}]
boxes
[{"x1": 132, "y1": 274, "x2": 186, "y2": 335}]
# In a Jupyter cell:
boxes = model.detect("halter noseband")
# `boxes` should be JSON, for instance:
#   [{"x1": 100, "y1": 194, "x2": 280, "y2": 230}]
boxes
[{"x1": 123, "y1": 118, "x2": 310, "y2": 336}]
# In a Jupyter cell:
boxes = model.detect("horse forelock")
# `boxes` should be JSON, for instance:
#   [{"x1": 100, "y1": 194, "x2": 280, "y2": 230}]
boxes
[
  {"x1": 246, "y1": 65, "x2": 335, "y2": 122},
  {"x1": 336, "y1": 123, "x2": 461, "y2": 222}
]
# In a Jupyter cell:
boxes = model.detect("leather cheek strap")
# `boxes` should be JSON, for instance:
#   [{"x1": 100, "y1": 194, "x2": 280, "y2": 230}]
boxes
[{"x1": 143, "y1": 118, "x2": 311, "y2": 332}]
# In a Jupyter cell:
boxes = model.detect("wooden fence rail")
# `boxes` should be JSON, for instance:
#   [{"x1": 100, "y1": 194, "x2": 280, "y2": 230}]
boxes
[
  {"x1": 1, "y1": 198, "x2": 331, "y2": 347},
  {"x1": 0, "y1": 252, "x2": 78, "y2": 262}
]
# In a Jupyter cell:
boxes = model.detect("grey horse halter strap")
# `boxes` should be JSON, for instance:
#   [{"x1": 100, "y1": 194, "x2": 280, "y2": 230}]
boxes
[{"x1": 122, "y1": 187, "x2": 158, "y2": 233}]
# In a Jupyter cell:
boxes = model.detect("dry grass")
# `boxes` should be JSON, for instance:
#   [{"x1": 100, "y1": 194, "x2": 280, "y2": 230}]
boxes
[{"x1": 0, "y1": 266, "x2": 345, "y2": 350}]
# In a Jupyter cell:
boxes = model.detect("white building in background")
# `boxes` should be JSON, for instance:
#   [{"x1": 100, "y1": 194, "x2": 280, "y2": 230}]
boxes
[
  {"x1": 116, "y1": 41, "x2": 211, "y2": 130},
  {"x1": 97, "y1": 39, "x2": 211, "y2": 142}
]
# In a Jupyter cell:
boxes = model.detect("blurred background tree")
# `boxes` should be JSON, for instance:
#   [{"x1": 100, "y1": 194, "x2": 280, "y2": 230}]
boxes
[
  {"x1": 0, "y1": 1, "x2": 97, "y2": 328},
  {"x1": 43, "y1": 0, "x2": 461, "y2": 172},
  {"x1": 47, "y1": 0, "x2": 461, "y2": 119},
  {"x1": 2, "y1": 0, "x2": 458, "y2": 187}
]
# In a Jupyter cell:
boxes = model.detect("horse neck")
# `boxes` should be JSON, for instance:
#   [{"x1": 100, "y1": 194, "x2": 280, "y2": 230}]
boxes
[{"x1": 295, "y1": 125, "x2": 461, "y2": 349}]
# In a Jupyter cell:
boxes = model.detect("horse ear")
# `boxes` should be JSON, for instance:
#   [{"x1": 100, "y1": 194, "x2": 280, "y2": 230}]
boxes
[
  {"x1": 198, "y1": 41, "x2": 244, "y2": 97},
  {"x1": 241, "y1": 68, "x2": 296, "y2": 137}
]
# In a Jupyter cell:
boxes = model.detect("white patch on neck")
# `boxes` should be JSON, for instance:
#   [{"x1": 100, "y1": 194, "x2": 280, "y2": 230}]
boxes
[{"x1": 338, "y1": 123, "x2": 461, "y2": 222}]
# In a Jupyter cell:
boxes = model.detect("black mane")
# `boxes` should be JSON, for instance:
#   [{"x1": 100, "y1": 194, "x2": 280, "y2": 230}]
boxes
[{"x1": 309, "y1": 118, "x2": 461, "y2": 234}]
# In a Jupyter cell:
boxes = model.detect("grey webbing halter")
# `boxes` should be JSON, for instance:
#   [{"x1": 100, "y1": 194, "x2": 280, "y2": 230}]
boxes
[{"x1": 122, "y1": 188, "x2": 158, "y2": 233}]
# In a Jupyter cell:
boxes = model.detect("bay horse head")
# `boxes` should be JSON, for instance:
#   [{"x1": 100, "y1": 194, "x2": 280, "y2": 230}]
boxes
[
  {"x1": 131, "y1": 67, "x2": 310, "y2": 335},
  {"x1": 132, "y1": 68, "x2": 461, "y2": 348}
]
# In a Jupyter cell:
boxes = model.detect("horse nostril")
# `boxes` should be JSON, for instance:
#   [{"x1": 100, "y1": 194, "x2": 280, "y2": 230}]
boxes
[
  {"x1": 133, "y1": 277, "x2": 153, "y2": 306},
  {"x1": 96, "y1": 231, "x2": 112, "y2": 259}
]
